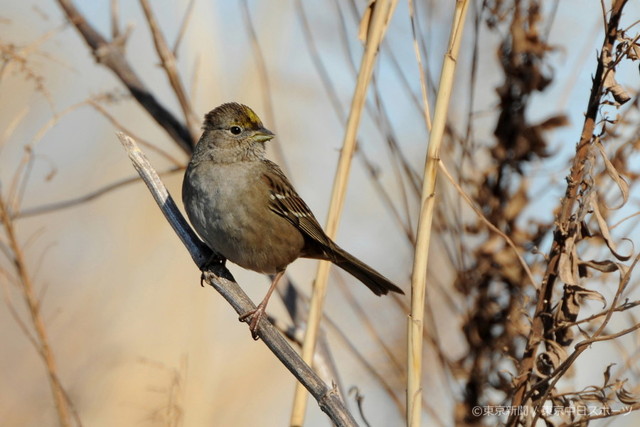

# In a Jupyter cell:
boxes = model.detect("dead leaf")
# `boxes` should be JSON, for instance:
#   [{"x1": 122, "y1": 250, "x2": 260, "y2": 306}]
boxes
[
  {"x1": 567, "y1": 284, "x2": 607, "y2": 308},
  {"x1": 590, "y1": 192, "x2": 632, "y2": 261},
  {"x1": 596, "y1": 139, "x2": 629, "y2": 210},
  {"x1": 603, "y1": 70, "x2": 632, "y2": 104},
  {"x1": 603, "y1": 363, "x2": 615, "y2": 387},
  {"x1": 602, "y1": 48, "x2": 632, "y2": 105},
  {"x1": 616, "y1": 385, "x2": 638, "y2": 405},
  {"x1": 578, "y1": 259, "x2": 620, "y2": 274},
  {"x1": 558, "y1": 235, "x2": 578, "y2": 285},
  {"x1": 535, "y1": 340, "x2": 568, "y2": 377}
]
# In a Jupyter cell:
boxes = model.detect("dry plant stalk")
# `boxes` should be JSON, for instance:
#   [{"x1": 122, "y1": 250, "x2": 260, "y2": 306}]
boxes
[
  {"x1": 407, "y1": 2, "x2": 469, "y2": 426},
  {"x1": 0, "y1": 35, "x2": 80, "y2": 427},
  {"x1": 0, "y1": 199, "x2": 74, "y2": 427},
  {"x1": 290, "y1": 0, "x2": 399, "y2": 424}
]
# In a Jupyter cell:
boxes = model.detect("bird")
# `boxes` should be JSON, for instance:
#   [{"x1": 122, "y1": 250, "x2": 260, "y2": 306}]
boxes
[{"x1": 182, "y1": 102, "x2": 403, "y2": 339}]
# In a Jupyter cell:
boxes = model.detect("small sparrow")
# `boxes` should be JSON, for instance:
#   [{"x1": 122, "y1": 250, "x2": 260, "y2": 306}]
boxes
[{"x1": 182, "y1": 103, "x2": 403, "y2": 339}]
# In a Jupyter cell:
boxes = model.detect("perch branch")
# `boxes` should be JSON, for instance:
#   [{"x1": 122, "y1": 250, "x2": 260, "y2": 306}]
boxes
[{"x1": 115, "y1": 132, "x2": 358, "y2": 427}]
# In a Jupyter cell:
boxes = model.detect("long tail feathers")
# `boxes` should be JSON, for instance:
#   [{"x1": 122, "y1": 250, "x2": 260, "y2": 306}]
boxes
[{"x1": 331, "y1": 246, "x2": 404, "y2": 296}]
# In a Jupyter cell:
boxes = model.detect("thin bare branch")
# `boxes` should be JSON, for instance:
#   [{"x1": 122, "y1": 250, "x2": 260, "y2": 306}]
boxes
[
  {"x1": 55, "y1": 0, "x2": 194, "y2": 152},
  {"x1": 110, "y1": 0, "x2": 120, "y2": 39},
  {"x1": 438, "y1": 160, "x2": 537, "y2": 286},
  {"x1": 172, "y1": 0, "x2": 195, "y2": 57},
  {"x1": 323, "y1": 311, "x2": 405, "y2": 416},
  {"x1": 1, "y1": 277, "x2": 41, "y2": 349},
  {"x1": 88, "y1": 100, "x2": 183, "y2": 167},
  {"x1": 116, "y1": 132, "x2": 358, "y2": 426},
  {"x1": 139, "y1": 0, "x2": 198, "y2": 138},
  {"x1": 408, "y1": 0, "x2": 432, "y2": 131},
  {"x1": 15, "y1": 167, "x2": 182, "y2": 219},
  {"x1": 239, "y1": 0, "x2": 290, "y2": 173}
]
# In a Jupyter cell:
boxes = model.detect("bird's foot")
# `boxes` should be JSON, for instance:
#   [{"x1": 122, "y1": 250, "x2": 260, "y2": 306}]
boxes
[
  {"x1": 239, "y1": 304, "x2": 267, "y2": 340},
  {"x1": 238, "y1": 270, "x2": 283, "y2": 340},
  {"x1": 199, "y1": 253, "x2": 227, "y2": 287}
]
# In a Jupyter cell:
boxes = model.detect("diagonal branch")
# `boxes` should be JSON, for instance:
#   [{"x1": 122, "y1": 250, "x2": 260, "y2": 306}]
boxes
[
  {"x1": 55, "y1": 0, "x2": 194, "y2": 153},
  {"x1": 139, "y1": 0, "x2": 198, "y2": 138},
  {"x1": 115, "y1": 132, "x2": 358, "y2": 427}
]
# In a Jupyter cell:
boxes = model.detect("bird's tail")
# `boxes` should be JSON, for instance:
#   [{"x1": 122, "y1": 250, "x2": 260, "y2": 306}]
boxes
[{"x1": 330, "y1": 245, "x2": 404, "y2": 296}]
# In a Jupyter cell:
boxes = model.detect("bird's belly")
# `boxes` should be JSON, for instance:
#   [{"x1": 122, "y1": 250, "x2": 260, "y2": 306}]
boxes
[{"x1": 185, "y1": 162, "x2": 304, "y2": 273}]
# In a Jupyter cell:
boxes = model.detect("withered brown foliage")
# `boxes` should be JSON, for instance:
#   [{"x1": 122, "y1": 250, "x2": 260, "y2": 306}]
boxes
[
  {"x1": 451, "y1": 1, "x2": 560, "y2": 423},
  {"x1": 442, "y1": 0, "x2": 640, "y2": 425}
]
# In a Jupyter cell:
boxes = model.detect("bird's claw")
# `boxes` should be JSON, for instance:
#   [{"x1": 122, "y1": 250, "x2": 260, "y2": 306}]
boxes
[
  {"x1": 239, "y1": 306, "x2": 265, "y2": 340},
  {"x1": 199, "y1": 253, "x2": 227, "y2": 287}
]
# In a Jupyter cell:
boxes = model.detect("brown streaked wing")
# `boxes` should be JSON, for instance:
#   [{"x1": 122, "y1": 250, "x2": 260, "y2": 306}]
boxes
[{"x1": 261, "y1": 160, "x2": 332, "y2": 248}]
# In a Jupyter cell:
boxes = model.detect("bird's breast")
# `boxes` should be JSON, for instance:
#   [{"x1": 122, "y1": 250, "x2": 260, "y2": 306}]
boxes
[{"x1": 183, "y1": 161, "x2": 304, "y2": 273}]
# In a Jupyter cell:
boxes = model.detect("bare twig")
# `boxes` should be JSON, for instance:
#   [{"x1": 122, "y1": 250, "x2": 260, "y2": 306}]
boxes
[
  {"x1": 323, "y1": 311, "x2": 405, "y2": 416},
  {"x1": 0, "y1": 198, "x2": 78, "y2": 426},
  {"x1": 88, "y1": 100, "x2": 183, "y2": 167},
  {"x1": 6, "y1": 100, "x2": 90, "y2": 214},
  {"x1": 172, "y1": 0, "x2": 196, "y2": 56},
  {"x1": 1, "y1": 277, "x2": 40, "y2": 349},
  {"x1": 115, "y1": 132, "x2": 358, "y2": 426},
  {"x1": 139, "y1": 0, "x2": 198, "y2": 138},
  {"x1": 239, "y1": 0, "x2": 290, "y2": 173},
  {"x1": 408, "y1": 0, "x2": 432, "y2": 131},
  {"x1": 110, "y1": 0, "x2": 120, "y2": 39},
  {"x1": 56, "y1": 0, "x2": 194, "y2": 153},
  {"x1": 438, "y1": 160, "x2": 537, "y2": 286},
  {"x1": 15, "y1": 167, "x2": 182, "y2": 219},
  {"x1": 335, "y1": 273, "x2": 404, "y2": 380}
]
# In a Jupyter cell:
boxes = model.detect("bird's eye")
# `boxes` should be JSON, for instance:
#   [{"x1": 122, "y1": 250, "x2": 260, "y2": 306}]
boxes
[{"x1": 230, "y1": 126, "x2": 242, "y2": 135}]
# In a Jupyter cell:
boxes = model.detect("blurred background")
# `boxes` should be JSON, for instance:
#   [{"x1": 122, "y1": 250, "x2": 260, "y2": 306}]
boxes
[{"x1": 1, "y1": 1, "x2": 640, "y2": 426}]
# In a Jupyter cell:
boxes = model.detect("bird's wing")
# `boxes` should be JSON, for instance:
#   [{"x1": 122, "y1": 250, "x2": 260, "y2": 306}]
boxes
[{"x1": 261, "y1": 160, "x2": 333, "y2": 249}]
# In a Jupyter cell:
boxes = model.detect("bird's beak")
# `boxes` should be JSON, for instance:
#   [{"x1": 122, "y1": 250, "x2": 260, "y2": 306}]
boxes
[{"x1": 253, "y1": 128, "x2": 275, "y2": 143}]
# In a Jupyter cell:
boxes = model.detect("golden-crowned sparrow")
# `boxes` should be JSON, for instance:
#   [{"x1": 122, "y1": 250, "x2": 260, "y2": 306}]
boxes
[{"x1": 183, "y1": 102, "x2": 403, "y2": 339}]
